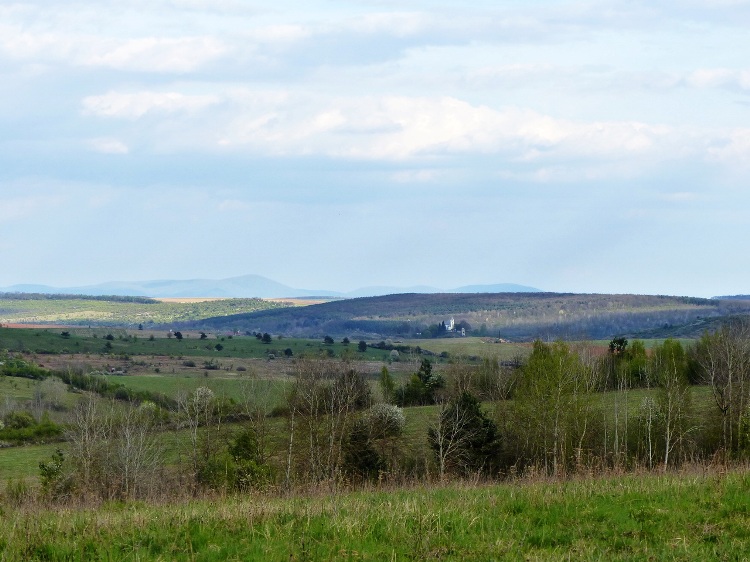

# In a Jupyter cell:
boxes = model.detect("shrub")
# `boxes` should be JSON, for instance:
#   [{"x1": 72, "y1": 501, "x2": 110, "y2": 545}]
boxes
[
  {"x1": 3, "y1": 410, "x2": 35, "y2": 430},
  {"x1": 366, "y1": 403, "x2": 405, "y2": 439},
  {"x1": 39, "y1": 448, "x2": 73, "y2": 500}
]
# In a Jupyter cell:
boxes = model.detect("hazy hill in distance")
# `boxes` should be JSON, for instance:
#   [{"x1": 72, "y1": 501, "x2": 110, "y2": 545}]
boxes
[
  {"x1": 190, "y1": 292, "x2": 750, "y2": 341},
  {"x1": 0, "y1": 275, "x2": 541, "y2": 299}
]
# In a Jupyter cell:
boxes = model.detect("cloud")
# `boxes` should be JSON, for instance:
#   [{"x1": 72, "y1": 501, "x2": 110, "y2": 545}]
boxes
[
  {"x1": 88, "y1": 137, "x2": 129, "y2": 154},
  {"x1": 82, "y1": 36, "x2": 227, "y2": 73},
  {"x1": 217, "y1": 199, "x2": 253, "y2": 212},
  {"x1": 0, "y1": 194, "x2": 65, "y2": 222},
  {"x1": 0, "y1": 22, "x2": 226, "y2": 73},
  {"x1": 707, "y1": 129, "x2": 750, "y2": 166},
  {"x1": 82, "y1": 91, "x2": 221, "y2": 118},
  {"x1": 216, "y1": 94, "x2": 674, "y2": 163},
  {"x1": 78, "y1": 87, "x2": 703, "y2": 180},
  {"x1": 686, "y1": 68, "x2": 750, "y2": 91},
  {"x1": 392, "y1": 169, "x2": 442, "y2": 183},
  {"x1": 659, "y1": 191, "x2": 699, "y2": 202}
]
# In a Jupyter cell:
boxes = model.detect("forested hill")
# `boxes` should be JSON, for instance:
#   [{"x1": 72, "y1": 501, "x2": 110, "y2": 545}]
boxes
[{"x1": 189, "y1": 292, "x2": 750, "y2": 341}]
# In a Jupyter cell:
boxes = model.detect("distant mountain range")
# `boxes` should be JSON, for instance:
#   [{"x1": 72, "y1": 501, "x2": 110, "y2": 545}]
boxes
[{"x1": 0, "y1": 275, "x2": 542, "y2": 299}]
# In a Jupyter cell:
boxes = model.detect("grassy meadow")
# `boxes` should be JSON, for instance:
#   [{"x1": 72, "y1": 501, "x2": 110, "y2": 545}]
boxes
[
  {"x1": 2, "y1": 471, "x2": 750, "y2": 560},
  {"x1": 0, "y1": 297, "x2": 286, "y2": 327},
  {"x1": 0, "y1": 326, "x2": 431, "y2": 363},
  {"x1": 2, "y1": 324, "x2": 746, "y2": 560}
]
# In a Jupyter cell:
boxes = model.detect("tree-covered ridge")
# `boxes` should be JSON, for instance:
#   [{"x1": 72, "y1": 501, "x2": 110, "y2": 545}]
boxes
[
  {"x1": 0, "y1": 297, "x2": 288, "y2": 327},
  {"x1": 193, "y1": 292, "x2": 750, "y2": 340}
]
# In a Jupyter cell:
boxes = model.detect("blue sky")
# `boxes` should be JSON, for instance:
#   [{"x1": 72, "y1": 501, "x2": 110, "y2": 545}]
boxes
[{"x1": 1, "y1": 0, "x2": 749, "y2": 297}]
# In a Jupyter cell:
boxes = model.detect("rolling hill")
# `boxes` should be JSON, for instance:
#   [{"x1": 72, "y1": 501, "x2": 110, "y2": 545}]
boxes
[{"x1": 187, "y1": 292, "x2": 750, "y2": 341}]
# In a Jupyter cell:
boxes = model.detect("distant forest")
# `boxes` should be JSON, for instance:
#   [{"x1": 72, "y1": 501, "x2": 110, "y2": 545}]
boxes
[{"x1": 190, "y1": 293, "x2": 750, "y2": 341}]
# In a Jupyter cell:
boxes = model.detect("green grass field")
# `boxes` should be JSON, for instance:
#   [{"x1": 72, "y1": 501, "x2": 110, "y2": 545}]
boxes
[
  {"x1": 101, "y1": 372, "x2": 291, "y2": 407},
  {"x1": 0, "y1": 297, "x2": 285, "y2": 326},
  {"x1": 0, "y1": 327, "x2": 410, "y2": 362},
  {"x1": 406, "y1": 337, "x2": 531, "y2": 360},
  {"x1": 2, "y1": 471, "x2": 749, "y2": 560},
  {"x1": 0, "y1": 443, "x2": 62, "y2": 482},
  {"x1": 0, "y1": 376, "x2": 40, "y2": 401}
]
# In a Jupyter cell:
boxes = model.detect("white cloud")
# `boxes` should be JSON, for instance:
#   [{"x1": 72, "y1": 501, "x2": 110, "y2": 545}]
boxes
[
  {"x1": 0, "y1": 23, "x2": 226, "y2": 73},
  {"x1": 82, "y1": 36, "x2": 227, "y2": 73},
  {"x1": 392, "y1": 169, "x2": 442, "y2": 183},
  {"x1": 88, "y1": 137, "x2": 129, "y2": 154},
  {"x1": 217, "y1": 199, "x2": 253, "y2": 212},
  {"x1": 79, "y1": 88, "x2": 693, "y2": 174},
  {"x1": 82, "y1": 91, "x2": 221, "y2": 119},
  {"x1": 659, "y1": 192, "x2": 699, "y2": 202},
  {"x1": 0, "y1": 194, "x2": 65, "y2": 222},
  {"x1": 218, "y1": 95, "x2": 672, "y2": 162},
  {"x1": 686, "y1": 68, "x2": 750, "y2": 91},
  {"x1": 707, "y1": 129, "x2": 750, "y2": 166}
]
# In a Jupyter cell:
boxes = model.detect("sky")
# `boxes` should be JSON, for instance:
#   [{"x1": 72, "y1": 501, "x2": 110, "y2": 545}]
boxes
[{"x1": 1, "y1": 0, "x2": 749, "y2": 297}]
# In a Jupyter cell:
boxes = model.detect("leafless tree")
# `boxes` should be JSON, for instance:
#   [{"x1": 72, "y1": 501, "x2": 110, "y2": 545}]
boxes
[
  {"x1": 697, "y1": 320, "x2": 750, "y2": 459},
  {"x1": 429, "y1": 398, "x2": 475, "y2": 480},
  {"x1": 176, "y1": 386, "x2": 222, "y2": 485},
  {"x1": 237, "y1": 371, "x2": 276, "y2": 464},
  {"x1": 110, "y1": 403, "x2": 164, "y2": 499},
  {"x1": 285, "y1": 358, "x2": 369, "y2": 487}
]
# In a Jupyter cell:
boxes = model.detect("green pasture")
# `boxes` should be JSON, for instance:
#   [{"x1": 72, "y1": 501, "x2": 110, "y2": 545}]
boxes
[
  {"x1": 102, "y1": 373, "x2": 291, "y2": 408},
  {"x1": 0, "y1": 327, "x2": 401, "y2": 362},
  {"x1": 407, "y1": 337, "x2": 530, "y2": 360},
  {"x1": 0, "y1": 442, "x2": 61, "y2": 481},
  {"x1": 0, "y1": 376, "x2": 40, "y2": 401},
  {"x1": 3, "y1": 471, "x2": 750, "y2": 560},
  {"x1": 0, "y1": 297, "x2": 284, "y2": 326},
  {"x1": 0, "y1": 375, "x2": 80, "y2": 411},
  {"x1": 0, "y1": 326, "x2": 698, "y2": 367}
]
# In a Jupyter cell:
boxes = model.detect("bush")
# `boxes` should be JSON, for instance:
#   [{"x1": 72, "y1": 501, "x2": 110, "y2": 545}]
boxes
[
  {"x1": 1, "y1": 356, "x2": 47, "y2": 379},
  {"x1": 39, "y1": 448, "x2": 73, "y2": 500},
  {"x1": 0, "y1": 412, "x2": 63, "y2": 444},
  {"x1": 366, "y1": 403, "x2": 405, "y2": 439},
  {"x1": 3, "y1": 410, "x2": 35, "y2": 430},
  {"x1": 343, "y1": 418, "x2": 383, "y2": 481}
]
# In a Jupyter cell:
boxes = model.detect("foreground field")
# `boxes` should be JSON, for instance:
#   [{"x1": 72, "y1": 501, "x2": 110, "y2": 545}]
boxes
[{"x1": 2, "y1": 470, "x2": 749, "y2": 560}]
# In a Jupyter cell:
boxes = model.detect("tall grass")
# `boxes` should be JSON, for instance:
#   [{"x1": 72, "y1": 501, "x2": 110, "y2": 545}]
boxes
[{"x1": 2, "y1": 469, "x2": 749, "y2": 560}]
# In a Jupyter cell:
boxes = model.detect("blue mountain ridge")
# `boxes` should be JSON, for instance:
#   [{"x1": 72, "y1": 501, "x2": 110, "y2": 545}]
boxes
[{"x1": 0, "y1": 275, "x2": 542, "y2": 299}]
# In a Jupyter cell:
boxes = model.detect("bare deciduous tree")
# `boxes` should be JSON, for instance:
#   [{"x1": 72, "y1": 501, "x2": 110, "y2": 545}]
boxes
[{"x1": 697, "y1": 320, "x2": 750, "y2": 460}]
